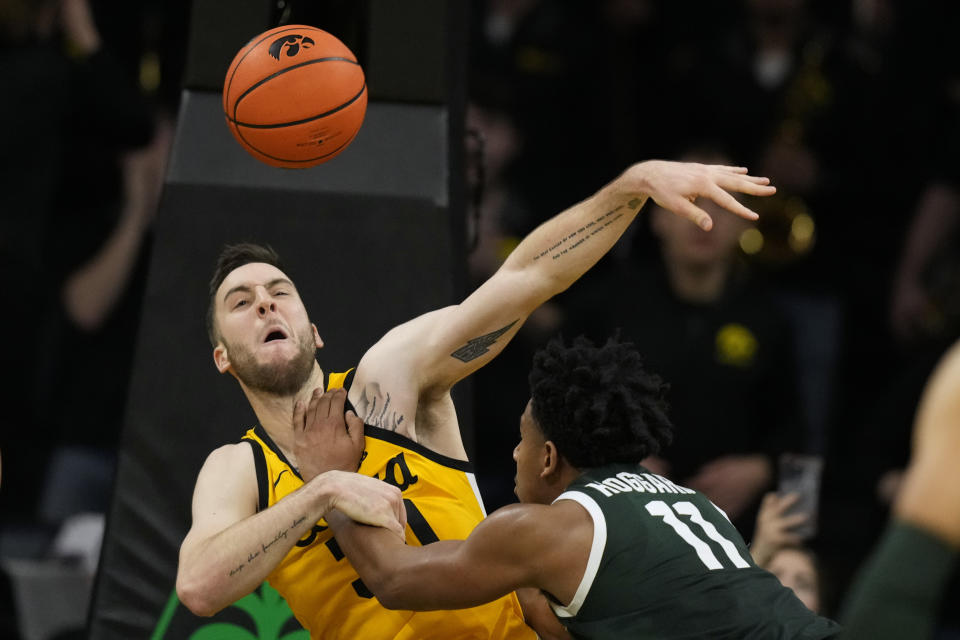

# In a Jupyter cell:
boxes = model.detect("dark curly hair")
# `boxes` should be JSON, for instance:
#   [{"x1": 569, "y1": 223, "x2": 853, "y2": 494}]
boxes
[
  {"x1": 528, "y1": 333, "x2": 673, "y2": 469},
  {"x1": 205, "y1": 243, "x2": 286, "y2": 346}
]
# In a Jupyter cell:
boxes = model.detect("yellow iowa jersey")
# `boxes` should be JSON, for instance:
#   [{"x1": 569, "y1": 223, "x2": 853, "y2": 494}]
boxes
[{"x1": 240, "y1": 369, "x2": 535, "y2": 640}]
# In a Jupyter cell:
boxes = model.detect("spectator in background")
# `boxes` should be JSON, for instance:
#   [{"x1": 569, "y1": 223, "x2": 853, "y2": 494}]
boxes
[
  {"x1": 768, "y1": 546, "x2": 823, "y2": 615},
  {"x1": 35, "y1": 0, "x2": 170, "y2": 527},
  {"x1": 559, "y1": 147, "x2": 805, "y2": 538},
  {"x1": 751, "y1": 491, "x2": 825, "y2": 614},
  {"x1": 641, "y1": 0, "x2": 960, "y2": 614},
  {"x1": 0, "y1": 0, "x2": 167, "y2": 546},
  {"x1": 38, "y1": 119, "x2": 170, "y2": 524},
  {"x1": 1, "y1": 0, "x2": 78, "y2": 533},
  {"x1": 467, "y1": 0, "x2": 614, "y2": 224}
]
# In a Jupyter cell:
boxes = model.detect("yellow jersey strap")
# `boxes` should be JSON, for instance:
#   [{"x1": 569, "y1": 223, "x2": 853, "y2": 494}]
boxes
[
  {"x1": 241, "y1": 368, "x2": 356, "y2": 513},
  {"x1": 326, "y1": 367, "x2": 355, "y2": 391}
]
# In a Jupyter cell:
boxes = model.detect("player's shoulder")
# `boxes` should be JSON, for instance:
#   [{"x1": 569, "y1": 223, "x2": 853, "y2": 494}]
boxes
[{"x1": 199, "y1": 441, "x2": 256, "y2": 476}]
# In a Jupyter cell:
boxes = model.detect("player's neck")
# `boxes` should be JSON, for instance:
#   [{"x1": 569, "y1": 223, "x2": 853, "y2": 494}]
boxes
[
  {"x1": 544, "y1": 461, "x2": 584, "y2": 504},
  {"x1": 245, "y1": 364, "x2": 325, "y2": 453}
]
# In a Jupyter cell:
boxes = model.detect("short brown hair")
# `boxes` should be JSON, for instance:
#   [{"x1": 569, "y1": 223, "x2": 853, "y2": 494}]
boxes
[{"x1": 206, "y1": 243, "x2": 285, "y2": 346}]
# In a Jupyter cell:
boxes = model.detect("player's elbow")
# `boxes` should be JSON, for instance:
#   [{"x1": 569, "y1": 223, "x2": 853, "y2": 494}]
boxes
[{"x1": 176, "y1": 572, "x2": 223, "y2": 617}]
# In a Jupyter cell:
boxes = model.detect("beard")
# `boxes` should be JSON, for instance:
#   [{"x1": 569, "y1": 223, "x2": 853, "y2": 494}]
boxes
[{"x1": 225, "y1": 330, "x2": 317, "y2": 396}]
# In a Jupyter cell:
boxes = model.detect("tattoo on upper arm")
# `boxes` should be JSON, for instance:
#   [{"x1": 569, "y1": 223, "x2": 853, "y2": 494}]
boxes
[
  {"x1": 355, "y1": 382, "x2": 406, "y2": 432},
  {"x1": 451, "y1": 320, "x2": 518, "y2": 363},
  {"x1": 532, "y1": 204, "x2": 632, "y2": 262}
]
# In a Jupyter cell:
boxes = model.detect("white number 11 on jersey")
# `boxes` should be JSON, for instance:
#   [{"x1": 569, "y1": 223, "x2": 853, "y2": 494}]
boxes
[{"x1": 645, "y1": 500, "x2": 751, "y2": 570}]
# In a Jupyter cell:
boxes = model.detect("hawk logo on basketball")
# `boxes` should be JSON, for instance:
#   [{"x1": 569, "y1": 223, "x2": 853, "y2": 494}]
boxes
[{"x1": 268, "y1": 34, "x2": 315, "y2": 60}]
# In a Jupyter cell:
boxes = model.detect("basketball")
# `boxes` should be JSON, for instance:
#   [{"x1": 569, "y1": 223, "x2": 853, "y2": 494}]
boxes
[{"x1": 223, "y1": 25, "x2": 367, "y2": 168}]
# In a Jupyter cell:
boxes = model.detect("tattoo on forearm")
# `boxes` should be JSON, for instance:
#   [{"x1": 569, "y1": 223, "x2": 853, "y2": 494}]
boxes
[
  {"x1": 227, "y1": 516, "x2": 307, "y2": 579},
  {"x1": 356, "y1": 382, "x2": 406, "y2": 432},
  {"x1": 451, "y1": 320, "x2": 518, "y2": 362},
  {"x1": 532, "y1": 205, "x2": 629, "y2": 262}
]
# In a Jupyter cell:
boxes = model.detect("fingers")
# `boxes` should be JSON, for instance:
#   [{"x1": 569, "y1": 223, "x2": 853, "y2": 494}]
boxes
[
  {"x1": 779, "y1": 532, "x2": 805, "y2": 547},
  {"x1": 739, "y1": 181, "x2": 777, "y2": 197},
  {"x1": 345, "y1": 410, "x2": 365, "y2": 439},
  {"x1": 301, "y1": 388, "x2": 356, "y2": 433},
  {"x1": 780, "y1": 511, "x2": 809, "y2": 529},
  {"x1": 387, "y1": 513, "x2": 406, "y2": 539},
  {"x1": 761, "y1": 493, "x2": 803, "y2": 524},
  {"x1": 740, "y1": 175, "x2": 773, "y2": 186},
  {"x1": 710, "y1": 165, "x2": 772, "y2": 185},
  {"x1": 776, "y1": 491, "x2": 802, "y2": 511},
  {"x1": 711, "y1": 169, "x2": 776, "y2": 206},
  {"x1": 306, "y1": 387, "x2": 328, "y2": 429},
  {"x1": 327, "y1": 387, "x2": 347, "y2": 418},
  {"x1": 384, "y1": 487, "x2": 407, "y2": 538},
  {"x1": 707, "y1": 184, "x2": 759, "y2": 221},
  {"x1": 667, "y1": 196, "x2": 714, "y2": 231},
  {"x1": 345, "y1": 410, "x2": 365, "y2": 469},
  {"x1": 369, "y1": 487, "x2": 407, "y2": 538},
  {"x1": 762, "y1": 491, "x2": 800, "y2": 517},
  {"x1": 293, "y1": 399, "x2": 306, "y2": 432},
  {"x1": 397, "y1": 497, "x2": 408, "y2": 534},
  {"x1": 712, "y1": 165, "x2": 749, "y2": 174}
]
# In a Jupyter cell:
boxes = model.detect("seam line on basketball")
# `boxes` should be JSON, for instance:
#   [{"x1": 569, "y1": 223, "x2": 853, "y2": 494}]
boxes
[
  {"x1": 229, "y1": 56, "x2": 360, "y2": 119},
  {"x1": 227, "y1": 84, "x2": 367, "y2": 129},
  {"x1": 223, "y1": 26, "x2": 334, "y2": 113},
  {"x1": 236, "y1": 126, "x2": 361, "y2": 165}
]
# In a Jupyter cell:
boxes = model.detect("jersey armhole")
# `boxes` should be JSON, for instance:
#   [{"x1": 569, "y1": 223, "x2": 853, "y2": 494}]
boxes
[
  {"x1": 328, "y1": 368, "x2": 359, "y2": 415},
  {"x1": 242, "y1": 438, "x2": 269, "y2": 513},
  {"x1": 550, "y1": 490, "x2": 607, "y2": 618}
]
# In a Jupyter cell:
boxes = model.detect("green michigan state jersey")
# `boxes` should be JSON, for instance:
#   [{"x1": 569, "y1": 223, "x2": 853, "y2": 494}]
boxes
[{"x1": 550, "y1": 463, "x2": 842, "y2": 639}]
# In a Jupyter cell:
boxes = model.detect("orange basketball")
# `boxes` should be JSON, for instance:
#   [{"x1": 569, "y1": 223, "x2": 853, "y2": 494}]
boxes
[{"x1": 223, "y1": 25, "x2": 367, "y2": 168}]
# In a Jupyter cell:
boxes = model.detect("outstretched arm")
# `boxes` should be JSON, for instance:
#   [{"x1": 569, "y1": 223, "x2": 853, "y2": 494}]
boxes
[
  {"x1": 360, "y1": 161, "x2": 775, "y2": 398},
  {"x1": 327, "y1": 501, "x2": 590, "y2": 612}
]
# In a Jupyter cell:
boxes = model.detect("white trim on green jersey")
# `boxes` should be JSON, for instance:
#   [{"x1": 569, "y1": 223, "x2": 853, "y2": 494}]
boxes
[{"x1": 549, "y1": 490, "x2": 608, "y2": 618}]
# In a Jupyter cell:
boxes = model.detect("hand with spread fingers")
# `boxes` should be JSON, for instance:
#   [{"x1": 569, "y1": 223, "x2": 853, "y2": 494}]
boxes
[
  {"x1": 618, "y1": 160, "x2": 775, "y2": 231},
  {"x1": 293, "y1": 387, "x2": 366, "y2": 482}
]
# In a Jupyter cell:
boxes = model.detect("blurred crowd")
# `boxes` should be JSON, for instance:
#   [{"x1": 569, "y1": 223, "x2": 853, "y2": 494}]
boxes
[
  {"x1": 0, "y1": 0, "x2": 958, "y2": 636},
  {"x1": 0, "y1": 0, "x2": 185, "y2": 636},
  {"x1": 466, "y1": 0, "x2": 960, "y2": 628}
]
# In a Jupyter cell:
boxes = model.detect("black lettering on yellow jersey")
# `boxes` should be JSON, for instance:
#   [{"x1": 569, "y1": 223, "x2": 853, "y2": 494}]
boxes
[{"x1": 240, "y1": 368, "x2": 535, "y2": 640}]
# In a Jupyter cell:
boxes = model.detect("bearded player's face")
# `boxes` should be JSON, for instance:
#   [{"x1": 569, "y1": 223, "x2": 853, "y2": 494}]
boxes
[{"x1": 212, "y1": 262, "x2": 322, "y2": 396}]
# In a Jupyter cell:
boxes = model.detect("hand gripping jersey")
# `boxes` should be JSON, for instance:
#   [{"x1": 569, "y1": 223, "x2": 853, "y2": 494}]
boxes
[
  {"x1": 549, "y1": 463, "x2": 843, "y2": 640},
  {"x1": 241, "y1": 370, "x2": 535, "y2": 640}
]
